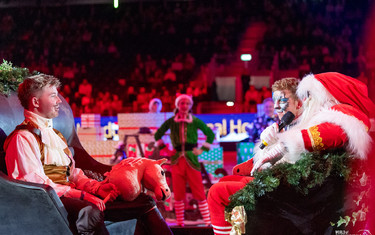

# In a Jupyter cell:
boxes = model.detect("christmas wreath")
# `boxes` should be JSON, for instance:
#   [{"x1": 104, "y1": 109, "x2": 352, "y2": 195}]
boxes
[{"x1": 0, "y1": 60, "x2": 32, "y2": 96}]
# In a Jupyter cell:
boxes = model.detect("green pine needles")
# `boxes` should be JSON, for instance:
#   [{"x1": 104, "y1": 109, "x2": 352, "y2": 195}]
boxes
[
  {"x1": 226, "y1": 151, "x2": 353, "y2": 213},
  {"x1": 0, "y1": 60, "x2": 32, "y2": 96}
]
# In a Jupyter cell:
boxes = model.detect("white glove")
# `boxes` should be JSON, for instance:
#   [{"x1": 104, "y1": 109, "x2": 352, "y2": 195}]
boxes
[
  {"x1": 260, "y1": 123, "x2": 279, "y2": 147},
  {"x1": 251, "y1": 142, "x2": 286, "y2": 176}
]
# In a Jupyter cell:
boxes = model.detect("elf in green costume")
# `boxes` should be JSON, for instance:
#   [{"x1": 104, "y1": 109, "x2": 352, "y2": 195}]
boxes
[{"x1": 154, "y1": 94, "x2": 215, "y2": 227}]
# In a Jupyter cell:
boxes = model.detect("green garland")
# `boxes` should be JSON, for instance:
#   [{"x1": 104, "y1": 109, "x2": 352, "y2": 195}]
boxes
[
  {"x1": 226, "y1": 151, "x2": 353, "y2": 213},
  {"x1": 0, "y1": 60, "x2": 32, "y2": 96}
]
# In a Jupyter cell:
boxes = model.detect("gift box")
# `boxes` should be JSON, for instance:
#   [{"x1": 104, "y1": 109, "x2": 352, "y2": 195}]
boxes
[
  {"x1": 144, "y1": 143, "x2": 154, "y2": 158},
  {"x1": 127, "y1": 144, "x2": 137, "y2": 158},
  {"x1": 236, "y1": 142, "x2": 255, "y2": 164},
  {"x1": 198, "y1": 147, "x2": 223, "y2": 178}
]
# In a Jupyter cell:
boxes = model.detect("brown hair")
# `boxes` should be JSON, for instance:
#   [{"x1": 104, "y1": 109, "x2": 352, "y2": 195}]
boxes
[
  {"x1": 18, "y1": 74, "x2": 61, "y2": 109},
  {"x1": 271, "y1": 77, "x2": 299, "y2": 100}
]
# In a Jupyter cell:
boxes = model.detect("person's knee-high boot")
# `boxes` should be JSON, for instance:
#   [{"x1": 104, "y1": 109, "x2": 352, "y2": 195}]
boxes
[{"x1": 136, "y1": 206, "x2": 173, "y2": 235}]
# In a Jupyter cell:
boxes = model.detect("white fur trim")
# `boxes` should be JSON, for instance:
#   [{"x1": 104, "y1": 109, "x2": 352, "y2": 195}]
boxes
[
  {"x1": 278, "y1": 108, "x2": 371, "y2": 162},
  {"x1": 278, "y1": 128, "x2": 308, "y2": 163},
  {"x1": 149, "y1": 98, "x2": 162, "y2": 112},
  {"x1": 297, "y1": 74, "x2": 337, "y2": 107},
  {"x1": 306, "y1": 108, "x2": 370, "y2": 160},
  {"x1": 252, "y1": 141, "x2": 263, "y2": 163},
  {"x1": 202, "y1": 142, "x2": 211, "y2": 150},
  {"x1": 175, "y1": 94, "x2": 193, "y2": 107}
]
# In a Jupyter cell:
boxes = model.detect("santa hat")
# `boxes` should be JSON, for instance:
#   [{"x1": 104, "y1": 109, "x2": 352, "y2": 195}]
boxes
[
  {"x1": 298, "y1": 72, "x2": 375, "y2": 119},
  {"x1": 149, "y1": 98, "x2": 162, "y2": 112},
  {"x1": 175, "y1": 94, "x2": 193, "y2": 107}
]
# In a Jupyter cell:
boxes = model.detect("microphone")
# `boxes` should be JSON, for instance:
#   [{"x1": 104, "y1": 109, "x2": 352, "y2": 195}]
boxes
[{"x1": 259, "y1": 111, "x2": 295, "y2": 149}]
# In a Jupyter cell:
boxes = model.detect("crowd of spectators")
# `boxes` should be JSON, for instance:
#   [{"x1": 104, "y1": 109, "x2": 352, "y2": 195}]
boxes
[
  {"x1": 0, "y1": 0, "x2": 372, "y2": 117},
  {"x1": 256, "y1": 0, "x2": 370, "y2": 80},
  {"x1": 0, "y1": 1, "x2": 252, "y2": 116}
]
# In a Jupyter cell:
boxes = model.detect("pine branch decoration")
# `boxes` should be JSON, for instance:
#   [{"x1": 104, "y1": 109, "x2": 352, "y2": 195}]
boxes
[
  {"x1": 0, "y1": 60, "x2": 32, "y2": 96},
  {"x1": 226, "y1": 152, "x2": 353, "y2": 213}
]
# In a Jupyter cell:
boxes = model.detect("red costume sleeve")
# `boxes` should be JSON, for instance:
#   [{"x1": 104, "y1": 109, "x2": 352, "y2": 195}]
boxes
[{"x1": 301, "y1": 123, "x2": 348, "y2": 152}]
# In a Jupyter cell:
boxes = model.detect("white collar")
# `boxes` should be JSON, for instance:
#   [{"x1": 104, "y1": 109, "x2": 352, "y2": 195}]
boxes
[
  {"x1": 174, "y1": 113, "x2": 193, "y2": 123},
  {"x1": 24, "y1": 110, "x2": 53, "y2": 129}
]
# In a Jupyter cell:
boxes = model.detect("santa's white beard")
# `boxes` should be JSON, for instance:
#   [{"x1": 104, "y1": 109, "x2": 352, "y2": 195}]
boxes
[{"x1": 297, "y1": 97, "x2": 338, "y2": 128}]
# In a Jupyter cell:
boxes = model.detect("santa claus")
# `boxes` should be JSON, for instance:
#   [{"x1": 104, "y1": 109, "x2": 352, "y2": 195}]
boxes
[
  {"x1": 208, "y1": 72, "x2": 375, "y2": 235},
  {"x1": 252, "y1": 72, "x2": 375, "y2": 173}
]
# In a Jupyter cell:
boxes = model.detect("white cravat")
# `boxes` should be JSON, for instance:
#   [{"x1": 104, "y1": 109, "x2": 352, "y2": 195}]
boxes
[{"x1": 24, "y1": 110, "x2": 71, "y2": 166}]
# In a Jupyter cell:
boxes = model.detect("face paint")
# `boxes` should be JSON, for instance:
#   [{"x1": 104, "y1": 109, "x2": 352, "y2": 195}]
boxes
[{"x1": 273, "y1": 91, "x2": 290, "y2": 113}]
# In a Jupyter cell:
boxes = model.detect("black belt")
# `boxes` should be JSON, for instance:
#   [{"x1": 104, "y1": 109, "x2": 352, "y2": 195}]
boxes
[{"x1": 175, "y1": 144, "x2": 197, "y2": 151}]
